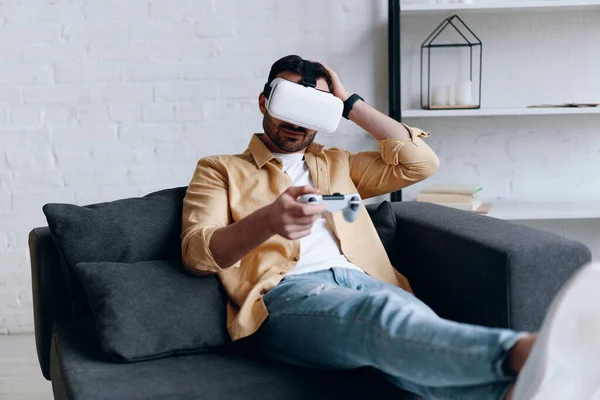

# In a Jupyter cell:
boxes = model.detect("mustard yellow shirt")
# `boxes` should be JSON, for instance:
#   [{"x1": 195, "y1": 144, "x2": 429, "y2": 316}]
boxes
[{"x1": 181, "y1": 126, "x2": 439, "y2": 341}]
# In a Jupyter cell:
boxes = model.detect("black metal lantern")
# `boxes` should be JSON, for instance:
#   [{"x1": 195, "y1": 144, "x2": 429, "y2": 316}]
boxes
[{"x1": 421, "y1": 15, "x2": 482, "y2": 110}]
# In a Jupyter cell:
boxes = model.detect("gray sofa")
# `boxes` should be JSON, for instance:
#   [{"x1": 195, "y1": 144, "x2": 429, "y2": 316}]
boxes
[{"x1": 29, "y1": 187, "x2": 591, "y2": 399}]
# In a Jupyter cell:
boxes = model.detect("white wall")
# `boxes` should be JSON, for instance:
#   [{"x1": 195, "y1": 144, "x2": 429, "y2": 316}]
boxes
[
  {"x1": 2, "y1": 1, "x2": 598, "y2": 333},
  {"x1": 0, "y1": 0, "x2": 392, "y2": 333}
]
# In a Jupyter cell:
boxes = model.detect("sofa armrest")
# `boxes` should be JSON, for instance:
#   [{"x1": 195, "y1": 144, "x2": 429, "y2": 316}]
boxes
[
  {"x1": 389, "y1": 202, "x2": 591, "y2": 332},
  {"x1": 29, "y1": 227, "x2": 71, "y2": 380}
]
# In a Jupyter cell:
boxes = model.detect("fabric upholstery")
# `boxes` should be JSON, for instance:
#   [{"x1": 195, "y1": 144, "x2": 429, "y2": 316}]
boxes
[
  {"x1": 51, "y1": 320, "x2": 420, "y2": 400},
  {"x1": 390, "y1": 201, "x2": 592, "y2": 332},
  {"x1": 366, "y1": 201, "x2": 397, "y2": 257},
  {"x1": 31, "y1": 187, "x2": 592, "y2": 397},
  {"x1": 74, "y1": 260, "x2": 229, "y2": 362},
  {"x1": 29, "y1": 227, "x2": 70, "y2": 380},
  {"x1": 42, "y1": 187, "x2": 187, "y2": 316}
]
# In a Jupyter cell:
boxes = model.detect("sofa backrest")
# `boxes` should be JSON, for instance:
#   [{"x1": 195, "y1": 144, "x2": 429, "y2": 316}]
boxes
[{"x1": 31, "y1": 186, "x2": 398, "y2": 378}]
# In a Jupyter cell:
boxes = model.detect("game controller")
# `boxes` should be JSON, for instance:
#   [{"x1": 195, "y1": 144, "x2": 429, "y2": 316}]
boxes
[{"x1": 297, "y1": 193, "x2": 361, "y2": 223}]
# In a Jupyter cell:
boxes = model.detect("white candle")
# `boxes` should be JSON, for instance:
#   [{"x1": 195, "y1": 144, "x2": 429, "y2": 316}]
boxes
[
  {"x1": 456, "y1": 81, "x2": 473, "y2": 106},
  {"x1": 431, "y1": 85, "x2": 449, "y2": 106},
  {"x1": 449, "y1": 84, "x2": 456, "y2": 106}
]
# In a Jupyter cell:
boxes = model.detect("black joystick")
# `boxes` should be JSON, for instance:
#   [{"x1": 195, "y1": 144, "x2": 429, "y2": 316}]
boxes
[{"x1": 350, "y1": 196, "x2": 360, "y2": 211}]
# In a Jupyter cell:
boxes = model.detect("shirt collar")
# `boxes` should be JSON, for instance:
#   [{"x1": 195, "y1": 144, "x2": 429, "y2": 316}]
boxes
[{"x1": 247, "y1": 134, "x2": 324, "y2": 169}]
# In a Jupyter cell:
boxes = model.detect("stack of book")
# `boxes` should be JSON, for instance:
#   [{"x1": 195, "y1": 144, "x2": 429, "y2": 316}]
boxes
[{"x1": 416, "y1": 185, "x2": 484, "y2": 212}]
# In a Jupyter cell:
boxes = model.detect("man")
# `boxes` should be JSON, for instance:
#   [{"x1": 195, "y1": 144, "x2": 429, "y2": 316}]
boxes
[{"x1": 181, "y1": 55, "x2": 599, "y2": 400}]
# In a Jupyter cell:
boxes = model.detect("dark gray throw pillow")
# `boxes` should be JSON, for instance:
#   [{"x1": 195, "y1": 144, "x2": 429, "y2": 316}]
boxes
[
  {"x1": 366, "y1": 201, "x2": 397, "y2": 256},
  {"x1": 74, "y1": 259, "x2": 230, "y2": 362},
  {"x1": 42, "y1": 187, "x2": 188, "y2": 317}
]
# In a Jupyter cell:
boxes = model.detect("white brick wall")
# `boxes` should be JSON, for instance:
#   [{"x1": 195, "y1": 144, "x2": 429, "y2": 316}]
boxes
[
  {"x1": 0, "y1": 0, "x2": 388, "y2": 333},
  {"x1": 2, "y1": 0, "x2": 599, "y2": 333}
]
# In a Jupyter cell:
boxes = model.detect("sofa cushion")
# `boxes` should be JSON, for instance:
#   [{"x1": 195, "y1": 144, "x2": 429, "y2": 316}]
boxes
[
  {"x1": 366, "y1": 201, "x2": 397, "y2": 256},
  {"x1": 73, "y1": 259, "x2": 229, "y2": 362},
  {"x1": 51, "y1": 320, "x2": 419, "y2": 400},
  {"x1": 42, "y1": 187, "x2": 188, "y2": 316}
]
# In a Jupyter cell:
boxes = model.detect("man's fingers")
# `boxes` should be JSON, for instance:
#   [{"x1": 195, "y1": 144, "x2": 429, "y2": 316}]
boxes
[
  {"x1": 292, "y1": 215, "x2": 320, "y2": 225},
  {"x1": 289, "y1": 229, "x2": 312, "y2": 240},
  {"x1": 301, "y1": 204, "x2": 326, "y2": 216},
  {"x1": 282, "y1": 210, "x2": 318, "y2": 226},
  {"x1": 283, "y1": 224, "x2": 313, "y2": 238},
  {"x1": 309, "y1": 59, "x2": 331, "y2": 71},
  {"x1": 285, "y1": 185, "x2": 320, "y2": 199},
  {"x1": 292, "y1": 223, "x2": 315, "y2": 232},
  {"x1": 287, "y1": 202, "x2": 325, "y2": 216}
]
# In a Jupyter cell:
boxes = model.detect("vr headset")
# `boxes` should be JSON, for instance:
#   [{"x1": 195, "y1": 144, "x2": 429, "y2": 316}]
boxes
[{"x1": 262, "y1": 60, "x2": 343, "y2": 133}]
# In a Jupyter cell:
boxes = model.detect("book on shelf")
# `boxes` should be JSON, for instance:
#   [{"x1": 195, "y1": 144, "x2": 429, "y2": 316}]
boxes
[
  {"x1": 432, "y1": 199, "x2": 483, "y2": 212},
  {"x1": 420, "y1": 184, "x2": 483, "y2": 196},
  {"x1": 416, "y1": 192, "x2": 479, "y2": 203},
  {"x1": 416, "y1": 183, "x2": 488, "y2": 213}
]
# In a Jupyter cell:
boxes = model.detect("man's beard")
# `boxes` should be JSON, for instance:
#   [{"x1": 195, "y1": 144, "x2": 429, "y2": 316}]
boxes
[{"x1": 263, "y1": 112, "x2": 317, "y2": 153}]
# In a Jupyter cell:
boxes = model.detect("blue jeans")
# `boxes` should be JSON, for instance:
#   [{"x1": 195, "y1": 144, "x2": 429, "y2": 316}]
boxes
[{"x1": 253, "y1": 268, "x2": 522, "y2": 400}]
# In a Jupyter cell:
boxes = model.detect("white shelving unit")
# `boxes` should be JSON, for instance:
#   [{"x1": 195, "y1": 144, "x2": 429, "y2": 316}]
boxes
[
  {"x1": 403, "y1": 107, "x2": 600, "y2": 118},
  {"x1": 401, "y1": 2, "x2": 600, "y2": 119},
  {"x1": 396, "y1": 1, "x2": 600, "y2": 222},
  {"x1": 401, "y1": 1, "x2": 600, "y2": 16},
  {"x1": 486, "y1": 201, "x2": 600, "y2": 220}
]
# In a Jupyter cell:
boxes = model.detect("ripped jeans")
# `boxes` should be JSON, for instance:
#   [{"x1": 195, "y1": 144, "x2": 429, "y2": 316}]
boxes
[{"x1": 252, "y1": 268, "x2": 523, "y2": 400}]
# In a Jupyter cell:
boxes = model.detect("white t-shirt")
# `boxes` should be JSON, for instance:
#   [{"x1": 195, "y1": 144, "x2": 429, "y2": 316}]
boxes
[{"x1": 273, "y1": 152, "x2": 364, "y2": 276}]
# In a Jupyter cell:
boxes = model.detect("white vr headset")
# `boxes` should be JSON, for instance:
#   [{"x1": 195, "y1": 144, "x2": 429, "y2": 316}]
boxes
[{"x1": 263, "y1": 61, "x2": 343, "y2": 133}]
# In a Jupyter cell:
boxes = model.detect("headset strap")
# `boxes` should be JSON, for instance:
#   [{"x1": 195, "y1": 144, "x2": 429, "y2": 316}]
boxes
[
  {"x1": 263, "y1": 82, "x2": 272, "y2": 99},
  {"x1": 263, "y1": 59, "x2": 317, "y2": 99},
  {"x1": 301, "y1": 60, "x2": 317, "y2": 88}
]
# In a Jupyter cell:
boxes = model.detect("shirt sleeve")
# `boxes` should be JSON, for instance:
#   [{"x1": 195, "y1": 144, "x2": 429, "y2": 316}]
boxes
[
  {"x1": 348, "y1": 124, "x2": 440, "y2": 199},
  {"x1": 181, "y1": 157, "x2": 237, "y2": 275}
]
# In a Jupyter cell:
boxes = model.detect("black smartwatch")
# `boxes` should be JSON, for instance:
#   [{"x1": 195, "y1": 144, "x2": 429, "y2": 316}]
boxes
[{"x1": 342, "y1": 93, "x2": 364, "y2": 119}]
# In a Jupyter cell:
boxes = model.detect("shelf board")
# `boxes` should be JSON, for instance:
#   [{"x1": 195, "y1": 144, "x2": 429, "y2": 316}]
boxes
[
  {"x1": 486, "y1": 201, "x2": 600, "y2": 220},
  {"x1": 411, "y1": 200, "x2": 600, "y2": 220},
  {"x1": 401, "y1": 1, "x2": 600, "y2": 15},
  {"x1": 402, "y1": 107, "x2": 600, "y2": 118}
]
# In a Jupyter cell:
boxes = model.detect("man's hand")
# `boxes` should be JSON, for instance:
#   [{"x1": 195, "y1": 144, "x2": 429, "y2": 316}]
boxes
[
  {"x1": 315, "y1": 62, "x2": 351, "y2": 102},
  {"x1": 266, "y1": 186, "x2": 326, "y2": 240},
  {"x1": 315, "y1": 61, "x2": 411, "y2": 140}
]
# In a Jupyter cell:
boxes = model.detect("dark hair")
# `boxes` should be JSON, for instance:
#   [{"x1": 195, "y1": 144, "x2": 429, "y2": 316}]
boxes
[{"x1": 266, "y1": 55, "x2": 333, "y2": 92}]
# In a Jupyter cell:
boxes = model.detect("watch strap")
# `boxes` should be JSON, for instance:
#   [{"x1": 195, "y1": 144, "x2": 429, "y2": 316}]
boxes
[{"x1": 342, "y1": 93, "x2": 364, "y2": 119}]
